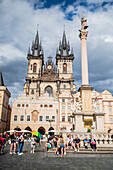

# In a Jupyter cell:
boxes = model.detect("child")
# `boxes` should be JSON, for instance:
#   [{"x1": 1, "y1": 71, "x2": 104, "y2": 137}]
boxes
[{"x1": 31, "y1": 137, "x2": 36, "y2": 153}]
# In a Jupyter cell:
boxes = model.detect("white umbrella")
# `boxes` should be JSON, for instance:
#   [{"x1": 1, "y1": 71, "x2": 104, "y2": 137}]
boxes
[
  {"x1": 7, "y1": 130, "x2": 19, "y2": 133},
  {"x1": 48, "y1": 130, "x2": 58, "y2": 132},
  {"x1": 20, "y1": 130, "x2": 30, "y2": 133}
]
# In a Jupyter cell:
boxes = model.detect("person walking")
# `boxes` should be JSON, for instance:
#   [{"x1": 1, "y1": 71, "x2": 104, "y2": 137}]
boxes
[
  {"x1": 9, "y1": 130, "x2": 17, "y2": 154},
  {"x1": 18, "y1": 132, "x2": 24, "y2": 155},
  {"x1": 31, "y1": 136, "x2": 36, "y2": 153}
]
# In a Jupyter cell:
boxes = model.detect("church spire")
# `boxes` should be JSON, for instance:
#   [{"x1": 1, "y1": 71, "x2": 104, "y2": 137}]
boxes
[
  {"x1": 35, "y1": 31, "x2": 39, "y2": 48},
  {"x1": 0, "y1": 72, "x2": 4, "y2": 86},
  {"x1": 57, "y1": 30, "x2": 70, "y2": 57},
  {"x1": 30, "y1": 29, "x2": 44, "y2": 58}
]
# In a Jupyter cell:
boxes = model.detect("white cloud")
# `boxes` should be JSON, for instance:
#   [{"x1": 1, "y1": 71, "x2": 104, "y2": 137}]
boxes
[{"x1": 0, "y1": 0, "x2": 113, "y2": 103}]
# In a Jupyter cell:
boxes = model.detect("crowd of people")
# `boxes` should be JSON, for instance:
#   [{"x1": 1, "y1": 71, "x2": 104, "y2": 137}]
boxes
[
  {"x1": 43, "y1": 135, "x2": 97, "y2": 157},
  {"x1": 0, "y1": 130, "x2": 41, "y2": 155},
  {"x1": 0, "y1": 131, "x2": 97, "y2": 157}
]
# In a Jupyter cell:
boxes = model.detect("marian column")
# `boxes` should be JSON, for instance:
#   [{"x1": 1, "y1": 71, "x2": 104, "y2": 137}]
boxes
[{"x1": 78, "y1": 15, "x2": 93, "y2": 113}]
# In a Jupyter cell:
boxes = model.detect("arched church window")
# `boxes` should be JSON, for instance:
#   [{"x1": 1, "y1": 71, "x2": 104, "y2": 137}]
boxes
[
  {"x1": 33, "y1": 63, "x2": 37, "y2": 73},
  {"x1": 63, "y1": 63, "x2": 67, "y2": 73},
  {"x1": 31, "y1": 89, "x2": 34, "y2": 94},
  {"x1": 45, "y1": 86, "x2": 53, "y2": 96}
]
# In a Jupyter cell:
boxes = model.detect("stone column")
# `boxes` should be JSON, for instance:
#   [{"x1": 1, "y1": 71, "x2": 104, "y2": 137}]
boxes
[
  {"x1": 78, "y1": 16, "x2": 94, "y2": 113},
  {"x1": 79, "y1": 17, "x2": 89, "y2": 87},
  {"x1": 80, "y1": 32, "x2": 89, "y2": 86}
]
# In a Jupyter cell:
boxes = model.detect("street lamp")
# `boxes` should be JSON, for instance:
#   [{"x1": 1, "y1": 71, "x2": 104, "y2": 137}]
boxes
[{"x1": 47, "y1": 119, "x2": 54, "y2": 128}]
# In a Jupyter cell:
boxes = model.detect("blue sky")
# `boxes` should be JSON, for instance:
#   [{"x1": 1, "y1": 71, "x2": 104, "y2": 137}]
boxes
[{"x1": 0, "y1": 0, "x2": 113, "y2": 104}]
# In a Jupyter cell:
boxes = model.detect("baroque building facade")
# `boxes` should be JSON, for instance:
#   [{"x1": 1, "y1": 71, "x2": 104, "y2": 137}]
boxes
[
  {"x1": 10, "y1": 28, "x2": 113, "y2": 134},
  {"x1": 0, "y1": 72, "x2": 11, "y2": 132}
]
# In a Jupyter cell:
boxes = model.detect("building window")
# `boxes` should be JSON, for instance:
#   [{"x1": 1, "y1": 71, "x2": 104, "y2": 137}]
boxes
[
  {"x1": 63, "y1": 63, "x2": 67, "y2": 73},
  {"x1": 64, "y1": 85, "x2": 66, "y2": 89},
  {"x1": 97, "y1": 106, "x2": 100, "y2": 112},
  {"x1": 22, "y1": 104, "x2": 24, "y2": 107},
  {"x1": 62, "y1": 99, "x2": 65, "y2": 102},
  {"x1": 26, "y1": 104, "x2": 29, "y2": 107},
  {"x1": 45, "y1": 86, "x2": 53, "y2": 96},
  {"x1": 108, "y1": 102, "x2": 111, "y2": 106},
  {"x1": 105, "y1": 96, "x2": 108, "y2": 99},
  {"x1": 68, "y1": 99, "x2": 71, "y2": 103},
  {"x1": 62, "y1": 106, "x2": 65, "y2": 112},
  {"x1": 44, "y1": 104, "x2": 48, "y2": 107},
  {"x1": 46, "y1": 116, "x2": 49, "y2": 121},
  {"x1": 68, "y1": 116, "x2": 71, "y2": 122},
  {"x1": 52, "y1": 116, "x2": 55, "y2": 122},
  {"x1": 109, "y1": 108, "x2": 112, "y2": 114},
  {"x1": 110, "y1": 118, "x2": 113, "y2": 123},
  {"x1": 49, "y1": 105, "x2": 53, "y2": 108},
  {"x1": 20, "y1": 115, "x2": 24, "y2": 121},
  {"x1": 93, "y1": 93, "x2": 96, "y2": 96},
  {"x1": 31, "y1": 65, "x2": 32, "y2": 70},
  {"x1": 62, "y1": 116, "x2": 65, "y2": 122},
  {"x1": 17, "y1": 104, "x2": 20, "y2": 107},
  {"x1": 14, "y1": 115, "x2": 17, "y2": 121},
  {"x1": 27, "y1": 115, "x2": 30, "y2": 121},
  {"x1": 31, "y1": 89, "x2": 34, "y2": 94},
  {"x1": 68, "y1": 106, "x2": 71, "y2": 111},
  {"x1": 96, "y1": 100, "x2": 99, "y2": 103},
  {"x1": 39, "y1": 116, "x2": 43, "y2": 121},
  {"x1": 40, "y1": 104, "x2": 43, "y2": 107},
  {"x1": 33, "y1": 63, "x2": 37, "y2": 73}
]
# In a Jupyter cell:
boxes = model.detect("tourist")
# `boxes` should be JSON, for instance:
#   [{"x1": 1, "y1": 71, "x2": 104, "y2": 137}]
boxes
[
  {"x1": 31, "y1": 136, "x2": 36, "y2": 153},
  {"x1": 18, "y1": 132, "x2": 24, "y2": 155},
  {"x1": 36, "y1": 136, "x2": 41, "y2": 146},
  {"x1": 2, "y1": 132, "x2": 7, "y2": 147},
  {"x1": 67, "y1": 135, "x2": 73, "y2": 149},
  {"x1": 9, "y1": 130, "x2": 17, "y2": 154},
  {"x1": 43, "y1": 138, "x2": 53, "y2": 151},
  {"x1": 84, "y1": 137, "x2": 89, "y2": 149},
  {"x1": 73, "y1": 136, "x2": 81, "y2": 152},
  {"x1": 56, "y1": 135, "x2": 66, "y2": 157},
  {"x1": 0, "y1": 133, "x2": 4, "y2": 154},
  {"x1": 90, "y1": 136, "x2": 97, "y2": 152}
]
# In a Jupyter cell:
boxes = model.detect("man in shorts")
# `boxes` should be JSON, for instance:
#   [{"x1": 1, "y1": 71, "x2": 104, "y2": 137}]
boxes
[
  {"x1": 67, "y1": 135, "x2": 73, "y2": 149},
  {"x1": 73, "y1": 136, "x2": 81, "y2": 152}
]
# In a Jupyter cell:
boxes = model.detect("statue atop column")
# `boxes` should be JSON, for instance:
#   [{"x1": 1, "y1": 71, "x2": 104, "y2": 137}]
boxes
[{"x1": 79, "y1": 14, "x2": 88, "y2": 39}]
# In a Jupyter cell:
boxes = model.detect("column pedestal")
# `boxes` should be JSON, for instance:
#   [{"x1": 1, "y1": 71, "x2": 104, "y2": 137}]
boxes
[{"x1": 79, "y1": 85, "x2": 94, "y2": 113}]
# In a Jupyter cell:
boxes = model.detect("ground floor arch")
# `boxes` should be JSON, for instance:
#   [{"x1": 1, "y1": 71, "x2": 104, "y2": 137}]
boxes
[
  {"x1": 48, "y1": 127, "x2": 54, "y2": 136},
  {"x1": 14, "y1": 126, "x2": 21, "y2": 131},
  {"x1": 38, "y1": 126, "x2": 45, "y2": 135},
  {"x1": 25, "y1": 126, "x2": 32, "y2": 131}
]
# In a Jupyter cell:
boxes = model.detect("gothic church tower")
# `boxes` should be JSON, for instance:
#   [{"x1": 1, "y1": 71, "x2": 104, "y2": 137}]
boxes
[{"x1": 24, "y1": 31, "x2": 44, "y2": 97}]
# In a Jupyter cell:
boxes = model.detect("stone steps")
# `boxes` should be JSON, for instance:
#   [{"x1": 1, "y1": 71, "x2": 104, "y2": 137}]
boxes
[{"x1": 48, "y1": 147, "x2": 113, "y2": 154}]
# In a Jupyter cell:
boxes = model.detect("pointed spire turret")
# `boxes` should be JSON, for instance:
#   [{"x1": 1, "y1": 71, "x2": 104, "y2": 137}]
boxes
[
  {"x1": 35, "y1": 31, "x2": 39, "y2": 48},
  {"x1": 71, "y1": 47, "x2": 74, "y2": 55},
  {"x1": 0, "y1": 72, "x2": 4, "y2": 86},
  {"x1": 62, "y1": 31, "x2": 67, "y2": 49},
  {"x1": 28, "y1": 46, "x2": 31, "y2": 55},
  {"x1": 29, "y1": 28, "x2": 44, "y2": 59},
  {"x1": 57, "y1": 30, "x2": 71, "y2": 57}
]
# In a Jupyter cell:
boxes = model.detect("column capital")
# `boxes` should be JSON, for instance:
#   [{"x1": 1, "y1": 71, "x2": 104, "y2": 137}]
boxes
[{"x1": 79, "y1": 30, "x2": 88, "y2": 40}]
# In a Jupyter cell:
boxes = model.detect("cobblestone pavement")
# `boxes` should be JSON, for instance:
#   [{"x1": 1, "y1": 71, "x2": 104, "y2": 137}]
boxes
[{"x1": 1, "y1": 143, "x2": 113, "y2": 170}]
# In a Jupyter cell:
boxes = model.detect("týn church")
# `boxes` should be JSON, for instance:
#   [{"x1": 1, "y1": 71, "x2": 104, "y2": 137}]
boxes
[{"x1": 11, "y1": 20, "x2": 113, "y2": 135}]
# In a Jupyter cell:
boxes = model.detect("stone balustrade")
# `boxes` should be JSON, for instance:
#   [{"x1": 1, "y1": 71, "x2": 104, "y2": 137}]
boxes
[{"x1": 62, "y1": 131, "x2": 113, "y2": 146}]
